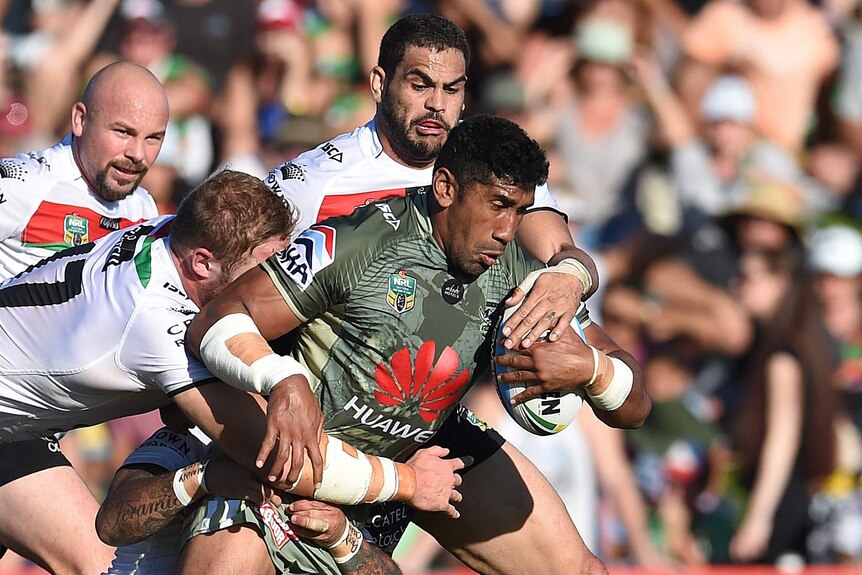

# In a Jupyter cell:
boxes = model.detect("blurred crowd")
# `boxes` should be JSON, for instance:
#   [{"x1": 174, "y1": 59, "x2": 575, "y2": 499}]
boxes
[{"x1": 1, "y1": 0, "x2": 862, "y2": 572}]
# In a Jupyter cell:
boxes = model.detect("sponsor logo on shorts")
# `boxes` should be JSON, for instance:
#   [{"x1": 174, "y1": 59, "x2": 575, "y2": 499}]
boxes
[
  {"x1": 254, "y1": 502, "x2": 296, "y2": 549},
  {"x1": 386, "y1": 270, "x2": 415, "y2": 313},
  {"x1": 373, "y1": 341, "x2": 470, "y2": 422},
  {"x1": 63, "y1": 213, "x2": 89, "y2": 246},
  {"x1": 274, "y1": 225, "x2": 336, "y2": 291}
]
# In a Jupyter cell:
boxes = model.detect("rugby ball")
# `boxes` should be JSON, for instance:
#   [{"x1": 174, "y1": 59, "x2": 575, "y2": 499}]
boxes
[{"x1": 492, "y1": 302, "x2": 587, "y2": 436}]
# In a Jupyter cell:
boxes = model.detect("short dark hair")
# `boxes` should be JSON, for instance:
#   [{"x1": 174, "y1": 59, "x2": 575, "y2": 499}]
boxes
[
  {"x1": 170, "y1": 170, "x2": 296, "y2": 276},
  {"x1": 377, "y1": 14, "x2": 470, "y2": 79},
  {"x1": 434, "y1": 114, "x2": 549, "y2": 194}
]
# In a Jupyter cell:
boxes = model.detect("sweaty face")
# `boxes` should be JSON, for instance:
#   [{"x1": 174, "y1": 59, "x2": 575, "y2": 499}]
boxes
[
  {"x1": 378, "y1": 46, "x2": 466, "y2": 166},
  {"x1": 442, "y1": 177, "x2": 534, "y2": 282},
  {"x1": 74, "y1": 86, "x2": 168, "y2": 202}
]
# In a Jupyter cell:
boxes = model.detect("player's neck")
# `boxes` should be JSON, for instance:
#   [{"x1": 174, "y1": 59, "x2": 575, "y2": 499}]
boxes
[
  {"x1": 375, "y1": 120, "x2": 435, "y2": 170},
  {"x1": 70, "y1": 138, "x2": 99, "y2": 194},
  {"x1": 169, "y1": 248, "x2": 207, "y2": 308}
]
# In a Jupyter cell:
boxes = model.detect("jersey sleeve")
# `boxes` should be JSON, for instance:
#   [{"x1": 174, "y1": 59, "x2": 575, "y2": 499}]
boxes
[
  {"x1": 0, "y1": 156, "x2": 50, "y2": 240},
  {"x1": 265, "y1": 161, "x2": 319, "y2": 238},
  {"x1": 119, "y1": 303, "x2": 216, "y2": 396},
  {"x1": 122, "y1": 427, "x2": 209, "y2": 470},
  {"x1": 527, "y1": 183, "x2": 566, "y2": 221},
  {"x1": 261, "y1": 199, "x2": 408, "y2": 322}
]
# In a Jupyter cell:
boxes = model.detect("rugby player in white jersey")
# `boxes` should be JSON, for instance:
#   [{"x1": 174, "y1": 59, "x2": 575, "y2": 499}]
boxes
[
  {"x1": 0, "y1": 170, "x2": 465, "y2": 573},
  {"x1": 0, "y1": 61, "x2": 166, "y2": 280},
  {"x1": 265, "y1": 15, "x2": 598, "y2": 348},
  {"x1": 0, "y1": 60, "x2": 165, "y2": 573}
]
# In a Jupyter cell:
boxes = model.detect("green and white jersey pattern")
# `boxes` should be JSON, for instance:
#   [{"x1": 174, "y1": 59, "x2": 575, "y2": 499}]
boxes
[{"x1": 262, "y1": 192, "x2": 545, "y2": 461}]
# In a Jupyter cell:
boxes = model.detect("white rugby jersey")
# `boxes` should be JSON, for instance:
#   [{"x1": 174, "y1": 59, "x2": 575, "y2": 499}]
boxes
[
  {"x1": 265, "y1": 118, "x2": 564, "y2": 238},
  {"x1": 0, "y1": 135, "x2": 158, "y2": 280},
  {"x1": 105, "y1": 427, "x2": 209, "y2": 575},
  {"x1": 0, "y1": 216, "x2": 213, "y2": 441}
]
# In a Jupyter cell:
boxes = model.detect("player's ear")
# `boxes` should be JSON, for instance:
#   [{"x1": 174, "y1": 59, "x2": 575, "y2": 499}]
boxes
[
  {"x1": 189, "y1": 247, "x2": 215, "y2": 279},
  {"x1": 71, "y1": 102, "x2": 87, "y2": 137},
  {"x1": 370, "y1": 66, "x2": 385, "y2": 104},
  {"x1": 432, "y1": 168, "x2": 458, "y2": 209}
]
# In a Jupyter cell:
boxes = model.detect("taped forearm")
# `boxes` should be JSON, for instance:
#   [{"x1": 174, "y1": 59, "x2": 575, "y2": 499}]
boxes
[
  {"x1": 287, "y1": 434, "x2": 415, "y2": 506},
  {"x1": 199, "y1": 313, "x2": 311, "y2": 395},
  {"x1": 584, "y1": 347, "x2": 634, "y2": 412}
]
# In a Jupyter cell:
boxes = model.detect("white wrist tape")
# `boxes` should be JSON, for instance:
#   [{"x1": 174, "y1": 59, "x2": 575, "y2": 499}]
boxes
[
  {"x1": 326, "y1": 522, "x2": 351, "y2": 550},
  {"x1": 586, "y1": 357, "x2": 633, "y2": 411},
  {"x1": 553, "y1": 257, "x2": 593, "y2": 295},
  {"x1": 515, "y1": 258, "x2": 592, "y2": 303},
  {"x1": 172, "y1": 460, "x2": 208, "y2": 506},
  {"x1": 329, "y1": 523, "x2": 363, "y2": 564},
  {"x1": 311, "y1": 436, "x2": 400, "y2": 505},
  {"x1": 199, "y1": 313, "x2": 311, "y2": 395}
]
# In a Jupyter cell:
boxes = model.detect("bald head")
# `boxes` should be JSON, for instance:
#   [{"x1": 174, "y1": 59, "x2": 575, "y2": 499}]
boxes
[{"x1": 71, "y1": 62, "x2": 169, "y2": 202}]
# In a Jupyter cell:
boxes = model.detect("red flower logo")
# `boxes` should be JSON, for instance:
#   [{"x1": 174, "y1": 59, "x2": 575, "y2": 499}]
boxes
[{"x1": 373, "y1": 341, "x2": 470, "y2": 422}]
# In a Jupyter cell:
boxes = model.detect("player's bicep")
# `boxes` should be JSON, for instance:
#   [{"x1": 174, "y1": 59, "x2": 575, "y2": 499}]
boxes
[{"x1": 121, "y1": 305, "x2": 215, "y2": 394}]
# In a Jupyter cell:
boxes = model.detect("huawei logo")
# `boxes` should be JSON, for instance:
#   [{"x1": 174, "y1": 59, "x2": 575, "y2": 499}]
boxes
[{"x1": 373, "y1": 341, "x2": 470, "y2": 422}]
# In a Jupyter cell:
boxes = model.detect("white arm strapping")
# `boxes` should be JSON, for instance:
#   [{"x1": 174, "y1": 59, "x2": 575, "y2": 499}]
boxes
[
  {"x1": 311, "y1": 435, "x2": 400, "y2": 505},
  {"x1": 516, "y1": 257, "x2": 592, "y2": 300},
  {"x1": 586, "y1": 357, "x2": 633, "y2": 412},
  {"x1": 199, "y1": 313, "x2": 311, "y2": 395}
]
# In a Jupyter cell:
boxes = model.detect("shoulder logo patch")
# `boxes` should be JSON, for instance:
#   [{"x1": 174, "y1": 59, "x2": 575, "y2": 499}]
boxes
[
  {"x1": 387, "y1": 270, "x2": 416, "y2": 313},
  {"x1": 375, "y1": 203, "x2": 400, "y2": 230},
  {"x1": 320, "y1": 142, "x2": 343, "y2": 162},
  {"x1": 274, "y1": 224, "x2": 336, "y2": 291}
]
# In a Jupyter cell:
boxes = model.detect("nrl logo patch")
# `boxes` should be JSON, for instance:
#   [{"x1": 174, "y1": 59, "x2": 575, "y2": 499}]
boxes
[
  {"x1": 64, "y1": 213, "x2": 89, "y2": 246},
  {"x1": 387, "y1": 270, "x2": 416, "y2": 313}
]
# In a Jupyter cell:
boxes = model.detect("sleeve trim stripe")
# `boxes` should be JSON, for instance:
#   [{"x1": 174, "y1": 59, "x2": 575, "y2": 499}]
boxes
[
  {"x1": 524, "y1": 206, "x2": 568, "y2": 223},
  {"x1": 166, "y1": 378, "x2": 218, "y2": 397}
]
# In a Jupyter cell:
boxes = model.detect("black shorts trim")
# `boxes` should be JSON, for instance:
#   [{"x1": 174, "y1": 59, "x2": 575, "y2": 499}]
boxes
[{"x1": 0, "y1": 437, "x2": 70, "y2": 487}]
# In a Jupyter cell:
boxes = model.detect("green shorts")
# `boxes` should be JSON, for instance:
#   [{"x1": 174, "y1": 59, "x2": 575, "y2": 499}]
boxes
[{"x1": 183, "y1": 495, "x2": 367, "y2": 575}]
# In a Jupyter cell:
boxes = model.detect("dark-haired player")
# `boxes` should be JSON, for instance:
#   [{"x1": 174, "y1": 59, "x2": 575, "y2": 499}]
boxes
[{"x1": 186, "y1": 116, "x2": 650, "y2": 575}]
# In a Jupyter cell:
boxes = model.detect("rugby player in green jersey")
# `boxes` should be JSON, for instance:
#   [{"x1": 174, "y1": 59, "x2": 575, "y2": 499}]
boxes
[{"x1": 185, "y1": 115, "x2": 650, "y2": 575}]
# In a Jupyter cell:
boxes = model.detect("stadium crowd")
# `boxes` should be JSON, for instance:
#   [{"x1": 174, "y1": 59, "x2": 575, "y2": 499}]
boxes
[{"x1": 0, "y1": 0, "x2": 861, "y2": 572}]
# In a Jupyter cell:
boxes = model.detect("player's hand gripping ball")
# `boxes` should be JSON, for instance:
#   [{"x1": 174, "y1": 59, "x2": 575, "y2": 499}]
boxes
[{"x1": 492, "y1": 301, "x2": 587, "y2": 435}]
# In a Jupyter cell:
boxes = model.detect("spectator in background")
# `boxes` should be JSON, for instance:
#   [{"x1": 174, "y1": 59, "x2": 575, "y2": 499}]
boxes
[
  {"x1": 161, "y1": 0, "x2": 261, "y2": 176},
  {"x1": 680, "y1": 0, "x2": 838, "y2": 153},
  {"x1": 23, "y1": 0, "x2": 120, "y2": 147},
  {"x1": 546, "y1": 18, "x2": 649, "y2": 248},
  {"x1": 634, "y1": 61, "x2": 822, "y2": 224},
  {"x1": 730, "y1": 249, "x2": 838, "y2": 563},
  {"x1": 807, "y1": 224, "x2": 862, "y2": 564}
]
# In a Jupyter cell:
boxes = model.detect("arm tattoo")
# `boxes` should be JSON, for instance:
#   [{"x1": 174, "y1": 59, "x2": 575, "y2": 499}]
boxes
[
  {"x1": 337, "y1": 541, "x2": 402, "y2": 575},
  {"x1": 98, "y1": 468, "x2": 188, "y2": 546}
]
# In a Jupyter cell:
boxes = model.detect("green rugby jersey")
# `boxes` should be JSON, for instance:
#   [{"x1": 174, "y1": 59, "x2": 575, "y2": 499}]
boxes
[{"x1": 261, "y1": 191, "x2": 545, "y2": 461}]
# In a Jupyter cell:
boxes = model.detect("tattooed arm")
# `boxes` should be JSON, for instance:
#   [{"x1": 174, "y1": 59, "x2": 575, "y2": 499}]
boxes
[
  {"x1": 96, "y1": 457, "x2": 277, "y2": 546},
  {"x1": 287, "y1": 499, "x2": 403, "y2": 575}
]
